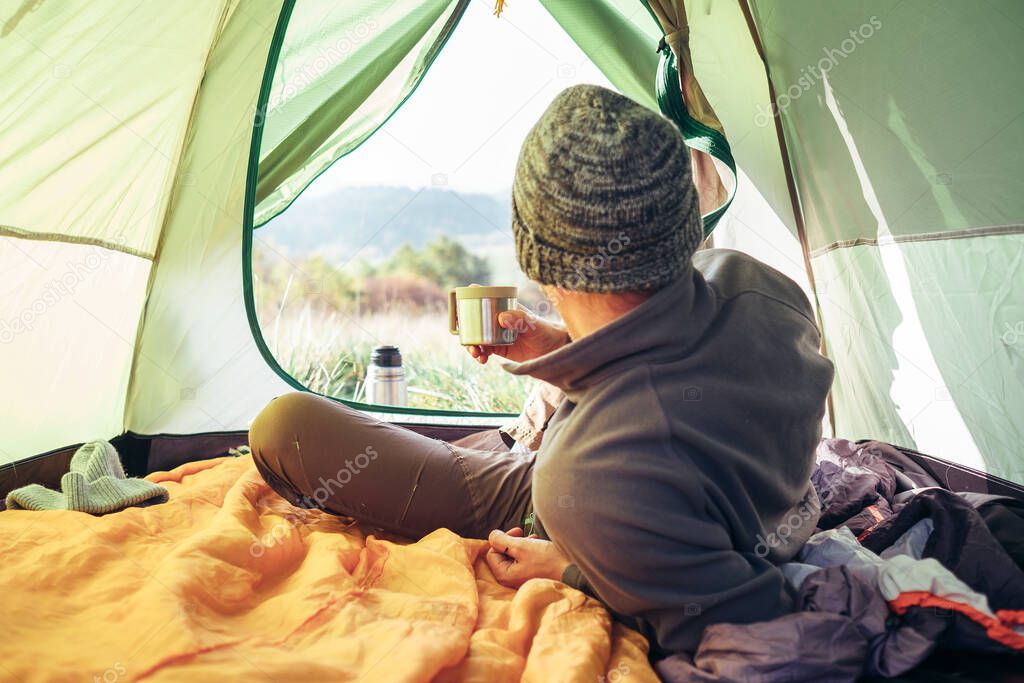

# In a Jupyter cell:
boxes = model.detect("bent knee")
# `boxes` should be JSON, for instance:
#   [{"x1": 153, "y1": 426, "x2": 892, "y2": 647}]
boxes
[{"x1": 249, "y1": 392, "x2": 321, "y2": 465}]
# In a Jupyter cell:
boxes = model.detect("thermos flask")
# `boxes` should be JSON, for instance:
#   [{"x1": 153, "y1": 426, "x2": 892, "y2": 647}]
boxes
[{"x1": 365, "y1": 345, "x2": 407, "y2": 406}]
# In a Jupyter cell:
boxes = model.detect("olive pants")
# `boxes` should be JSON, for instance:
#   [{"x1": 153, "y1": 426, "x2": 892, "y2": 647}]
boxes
[{"x1": 248, "y1": 392, "x2": 536, "y2": 539}]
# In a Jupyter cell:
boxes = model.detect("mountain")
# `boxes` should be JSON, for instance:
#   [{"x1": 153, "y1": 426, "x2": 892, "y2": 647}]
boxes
[{"x1": 257, "y1": 186, "x2": 514, "y2": 263}]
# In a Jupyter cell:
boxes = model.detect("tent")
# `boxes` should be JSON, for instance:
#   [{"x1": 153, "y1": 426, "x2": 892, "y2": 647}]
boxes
[
  {"x1": 2, "y1": 0, "x2": 1023, "y2": 679},
  {"x1": 3, "y1": 0, "x2": 1021, "y2": 485}
]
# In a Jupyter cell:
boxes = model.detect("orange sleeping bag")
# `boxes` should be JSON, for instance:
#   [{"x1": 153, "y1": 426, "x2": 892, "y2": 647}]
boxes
[{"x1": 0, "y1": 455, "x2": 656, "y2": 682}]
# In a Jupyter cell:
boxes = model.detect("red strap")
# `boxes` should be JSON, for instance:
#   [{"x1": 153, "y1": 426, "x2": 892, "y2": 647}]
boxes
[
  {"x1": 889, "y1": 591, "x2": 1024, "y2": 650},
  {"x1": 856, "y1": 506, "x2": 887, "y2": 542}
]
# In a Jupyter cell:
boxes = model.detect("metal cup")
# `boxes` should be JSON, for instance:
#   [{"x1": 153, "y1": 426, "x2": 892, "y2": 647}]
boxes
[{"x1": 448, "y1": 285, "x2": 518, "y2": 346}]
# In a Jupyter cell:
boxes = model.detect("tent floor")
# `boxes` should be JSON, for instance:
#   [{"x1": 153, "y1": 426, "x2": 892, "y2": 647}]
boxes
[
  {"x1": 0, "y1": 423, "x2": 484, "y2": 506},
  {"x1": 5, "y1": 424, "x2": 1021, "y2": 504}
]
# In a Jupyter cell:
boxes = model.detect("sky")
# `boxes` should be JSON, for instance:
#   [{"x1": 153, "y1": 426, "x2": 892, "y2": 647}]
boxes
[{"x1": 303, "y1": 0, "x2": 614, "y2": 198}]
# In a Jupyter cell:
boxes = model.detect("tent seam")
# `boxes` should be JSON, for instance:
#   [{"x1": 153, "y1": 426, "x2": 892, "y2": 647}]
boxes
[
  {"x1": 120, "y1": 0, "x2": 240, "y2": 435},
  {"x1": 810, "y1": 224, "x2": 1024, "y2": 258},
  {"x1": 737, "y1": 0, "x2": 835, "y2": 434},
  {"x1": 0, "y1": 225, "x2": 153, "y2": 260}
]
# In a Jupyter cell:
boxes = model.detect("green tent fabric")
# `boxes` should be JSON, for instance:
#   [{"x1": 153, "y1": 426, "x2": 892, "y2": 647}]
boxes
[
  {"x1": 742, "y1": 0, "x2": 1024, "y2": 480},
  {"x1": 0, "y1": 0, "x2": 1021, "y2": 485},
  {"x1": 538, "y1": 0, "x2": 662, "y2": 111},
  {"x1": 253, "y1": 0, "x2": 468, "y2": 227}
]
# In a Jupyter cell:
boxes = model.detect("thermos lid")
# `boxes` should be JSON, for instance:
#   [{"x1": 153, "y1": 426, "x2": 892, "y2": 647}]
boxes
[
  {"x1": 452, "y1": 285, "x2": 518, "y2": 299},
  {"x1": 370, "y1": 345, "x2": 402, "y2": 367}
]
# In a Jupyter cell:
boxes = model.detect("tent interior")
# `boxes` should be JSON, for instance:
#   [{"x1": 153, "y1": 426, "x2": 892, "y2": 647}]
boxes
[{"x1": 1, "y1": 0, "x2": 1022, "y2": 680}]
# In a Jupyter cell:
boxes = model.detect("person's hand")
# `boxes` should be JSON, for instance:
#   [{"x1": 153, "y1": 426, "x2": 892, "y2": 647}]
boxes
[
  {"x1": 467, "y1": 306, "x2": 568, "y2": 365},
  {"x1": 484, "y1": 527, "x2": 570, "y2": 589}
]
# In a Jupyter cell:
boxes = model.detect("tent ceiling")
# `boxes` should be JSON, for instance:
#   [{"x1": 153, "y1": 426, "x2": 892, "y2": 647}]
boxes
[{"x1": 0, "y1": 1, "x2": 230, "y2": 258}]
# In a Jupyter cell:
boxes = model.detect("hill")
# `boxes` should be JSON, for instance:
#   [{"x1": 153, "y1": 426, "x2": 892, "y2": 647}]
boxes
[{"x1": 257, "y1": 185, "x2": 514, "y2": 264}]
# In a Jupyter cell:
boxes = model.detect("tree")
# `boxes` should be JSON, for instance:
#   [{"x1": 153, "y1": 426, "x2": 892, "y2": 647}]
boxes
[
  {"x1": 387, "y1": 243, "x2": 422, "y2": 278},
  {"x1": 421, "y1": 234, "x2": 491, "y2": 288},
  {"x1": 383, "y1": 234, "x2": 490, "y2": 288},
  {"x1": 301, "y1": 253, "x2": 353, "y2": 312}
]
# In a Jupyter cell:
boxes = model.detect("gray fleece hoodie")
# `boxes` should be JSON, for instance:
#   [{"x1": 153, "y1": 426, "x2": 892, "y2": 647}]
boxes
[{"x1": 504, "y1": 249, "x2": 834, "y2": 655}]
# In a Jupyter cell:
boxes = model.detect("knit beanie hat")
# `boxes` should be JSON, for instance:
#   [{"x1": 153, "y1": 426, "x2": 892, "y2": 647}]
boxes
[
  {"x1": 511, "y1": 84, "x2": 702, "y2": 293},
  {"x1": 5, "y1": 440, "x2": 168, "y2": 513}
]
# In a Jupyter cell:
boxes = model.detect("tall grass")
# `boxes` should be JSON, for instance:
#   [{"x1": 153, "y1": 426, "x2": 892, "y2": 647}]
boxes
[{"x1": 260, "y1": 303, "x2": 531, "y2": 414}]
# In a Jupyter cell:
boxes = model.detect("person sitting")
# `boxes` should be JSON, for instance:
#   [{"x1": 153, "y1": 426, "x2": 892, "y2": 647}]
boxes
[{"x1": 248, "y1": 84, "x2": 834, "y2": 656}]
